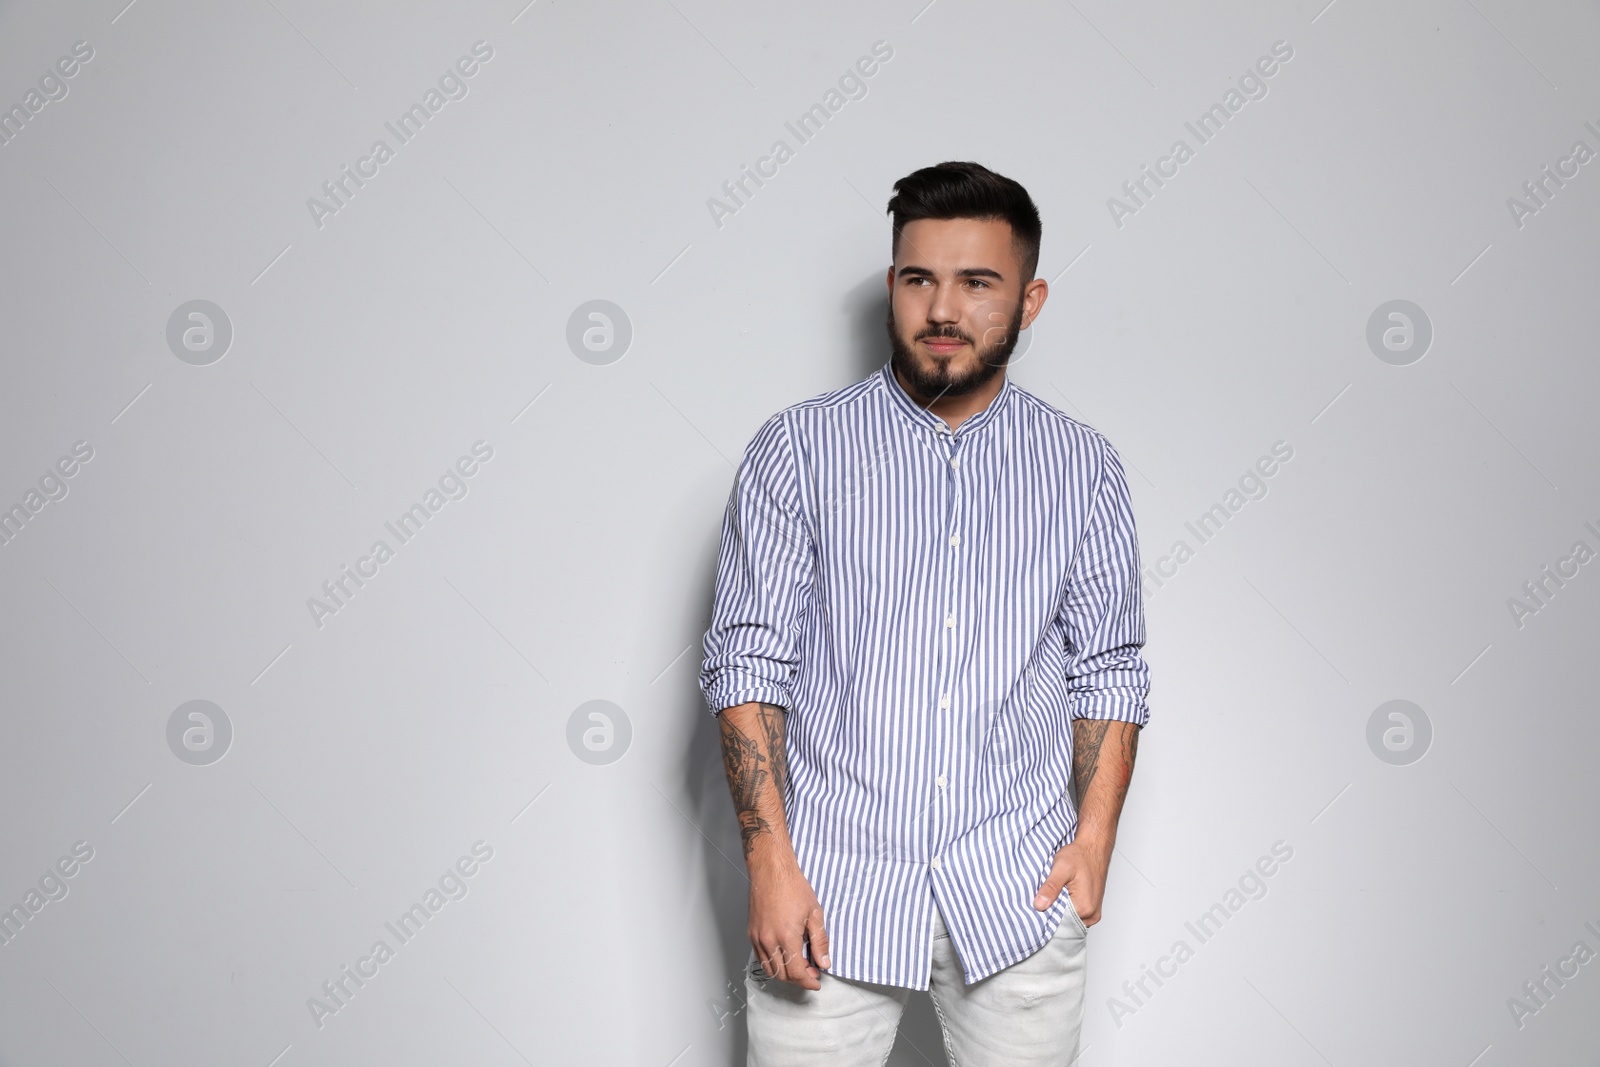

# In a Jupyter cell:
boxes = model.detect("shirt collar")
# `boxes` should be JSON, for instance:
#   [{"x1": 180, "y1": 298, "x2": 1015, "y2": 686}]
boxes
[{"x1": 878, "y1": 359, "x2": 1015, "y2": 440}]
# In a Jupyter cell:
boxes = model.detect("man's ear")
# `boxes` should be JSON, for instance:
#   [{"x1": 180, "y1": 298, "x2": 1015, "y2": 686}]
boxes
[{"x1": 1021, "y1": 278, "x2": 1049, "y2": 330}]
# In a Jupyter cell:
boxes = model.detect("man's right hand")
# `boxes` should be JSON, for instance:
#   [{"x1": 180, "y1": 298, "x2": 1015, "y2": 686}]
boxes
[
  {"x1": 716, "y1": 702, "x2": 829, "y2": 988},
  {"x1": 748, "y1": 852, "x2": 830, "y2": 990}
]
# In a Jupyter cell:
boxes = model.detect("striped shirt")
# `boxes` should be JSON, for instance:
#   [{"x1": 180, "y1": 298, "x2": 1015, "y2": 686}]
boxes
[{"x1": 699, "y1": 360, "x2": 1151, "y2": 990}]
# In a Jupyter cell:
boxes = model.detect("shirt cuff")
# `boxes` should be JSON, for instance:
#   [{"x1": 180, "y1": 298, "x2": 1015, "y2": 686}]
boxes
[
  {"x1": 1068, "y1": 689, "x2": 1149, "y2": 727},
  {"x1": 702, "y1": 680, "x2": 793, "y2": 716}
]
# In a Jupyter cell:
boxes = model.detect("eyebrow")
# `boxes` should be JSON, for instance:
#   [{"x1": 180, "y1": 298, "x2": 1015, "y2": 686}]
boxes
[{"x1": 896, "y1": 265, "x2": 1006, "y2": 281}]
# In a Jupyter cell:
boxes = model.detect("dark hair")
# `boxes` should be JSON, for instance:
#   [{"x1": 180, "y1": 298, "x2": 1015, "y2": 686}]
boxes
[{"x1": 886, "y1": 161, "x2": 1042, "y2": 281}]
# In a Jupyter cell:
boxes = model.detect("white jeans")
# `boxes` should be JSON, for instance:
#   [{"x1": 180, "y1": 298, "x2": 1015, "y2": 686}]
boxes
[{"x1": 744, "y1": 895, "x2": 1088, "y2": 1066}]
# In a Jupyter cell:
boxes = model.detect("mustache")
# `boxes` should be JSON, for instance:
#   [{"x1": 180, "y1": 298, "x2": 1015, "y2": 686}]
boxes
[{"x1": 917, "y1": 327, "x2": 971, "y2": 343}]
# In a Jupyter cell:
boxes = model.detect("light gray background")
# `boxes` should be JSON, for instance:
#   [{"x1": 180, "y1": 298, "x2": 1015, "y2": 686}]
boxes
[{"x1": 1, "y1": 0, "x2": 1597, "y2": 1063}]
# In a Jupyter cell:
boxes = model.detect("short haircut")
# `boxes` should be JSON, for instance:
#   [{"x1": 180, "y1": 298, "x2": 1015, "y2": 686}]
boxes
[{"x1": 886, "y1": 161, "x2": 1043, "y2": 281}]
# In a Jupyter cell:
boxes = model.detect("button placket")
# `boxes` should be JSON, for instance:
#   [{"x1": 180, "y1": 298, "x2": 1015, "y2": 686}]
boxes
[{"x1": 931, "y1": 432, "x2": 962, "y2": 875}]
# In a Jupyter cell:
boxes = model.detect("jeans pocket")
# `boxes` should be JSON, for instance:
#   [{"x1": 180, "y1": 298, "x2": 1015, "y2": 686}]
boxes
[{"x1": 1060, "y1": 887, "x2": 1090, "y2": 937}]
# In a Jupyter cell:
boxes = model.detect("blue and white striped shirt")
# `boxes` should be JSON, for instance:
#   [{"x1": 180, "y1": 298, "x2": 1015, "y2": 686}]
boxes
[{"x1": 699, "y1": 360, "x2": 1151, "y2": 990}]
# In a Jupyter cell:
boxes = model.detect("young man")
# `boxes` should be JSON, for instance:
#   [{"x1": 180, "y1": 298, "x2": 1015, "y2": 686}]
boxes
[{"x1": 699, "y1": 161, "x2": 1150, "y2": 1066}]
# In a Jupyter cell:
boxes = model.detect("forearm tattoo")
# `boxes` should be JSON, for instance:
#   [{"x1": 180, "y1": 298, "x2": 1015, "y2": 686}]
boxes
[
  {"x1": 1072, "y1": 719, "x2": 1107, "y2": 804},
  {"x1": 1072, "y1": 718, "x2": 1138, "y2": 808},
  {"x1": 1118, "y1": 721, "x2": 1139, "y2": 785},
  {"x1": 720, "y1": 702, "x2": 789, "y2": 858}
]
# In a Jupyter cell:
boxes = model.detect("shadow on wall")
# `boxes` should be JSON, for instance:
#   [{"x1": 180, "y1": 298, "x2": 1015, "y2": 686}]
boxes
[
  {"x1": 676, "y1": 269, "x2": 962, "y2": 1066},
  {"x1": 847, "y1": 269, "x2": 894, "y2": 384}
]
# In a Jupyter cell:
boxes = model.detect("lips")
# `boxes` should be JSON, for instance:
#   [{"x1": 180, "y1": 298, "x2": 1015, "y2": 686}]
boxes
[{"x1": 922, "y1": 337, "x2": 966, "y2": 351}]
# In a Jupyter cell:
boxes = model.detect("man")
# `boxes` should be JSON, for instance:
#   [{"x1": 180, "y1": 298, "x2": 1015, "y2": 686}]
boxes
[{"x1": 699, "y1": 161, "x2": 1150, "y2": 1065}]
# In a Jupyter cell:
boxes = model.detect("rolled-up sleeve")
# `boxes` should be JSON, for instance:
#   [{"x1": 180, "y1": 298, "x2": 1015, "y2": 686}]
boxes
[
  {"x1": 699, "y1": 413, "x2": 815, "y2": 716},
  {"x1": 1062, "y1": 435, "x2": 1151, "y2": 727}
]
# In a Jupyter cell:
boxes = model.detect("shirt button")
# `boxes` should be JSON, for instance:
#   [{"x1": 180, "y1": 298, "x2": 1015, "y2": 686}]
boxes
[
  {"x1": 945, "y1": 613, "x2": 955, "y2": 629},
  {"x1": 931, "y1": 856, "x2": 943, "y2": 871},
  {"x1": 936, "y1": 774, "x2": 948, "y2": 789},
  {"x1": 949, "y1": 532, "x2": 960, "y2": 547},
  {"x1": 939, "y1": 693, "x2": 950, "y2": 709},
  {"x1": 950, "y1": 456, "x2": 960, "y2": 469}
]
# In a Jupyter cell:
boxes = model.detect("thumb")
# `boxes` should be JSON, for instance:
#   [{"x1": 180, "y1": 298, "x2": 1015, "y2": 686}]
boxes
[{"x1": 1034, "y1": 861, "x2": 1069, "y2": 910}]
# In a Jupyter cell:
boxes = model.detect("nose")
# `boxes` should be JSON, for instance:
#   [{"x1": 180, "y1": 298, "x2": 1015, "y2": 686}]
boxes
[{"x1": 926, "y1": 280, "x2": 962, "y2": 329}]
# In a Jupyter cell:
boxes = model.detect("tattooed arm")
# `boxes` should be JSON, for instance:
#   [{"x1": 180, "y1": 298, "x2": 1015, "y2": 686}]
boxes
[
  {"x1": 1033, "y1": 718, "x2": 1141, "y2": 926},
  {"x1": 718, "y1": 701, "x2": 794, "y2": 862},
  {"x1": 718, "y1": 700, "x2": 830, "y2": 989},
  {"x1": 1071, "y1": 718, "x2": 1140, "y2": 850}
]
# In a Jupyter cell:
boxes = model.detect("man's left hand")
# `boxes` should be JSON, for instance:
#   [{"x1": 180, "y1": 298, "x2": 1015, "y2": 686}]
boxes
[{"x1": 1033, "y1": 835, "x2": 1112, "y2": 924}]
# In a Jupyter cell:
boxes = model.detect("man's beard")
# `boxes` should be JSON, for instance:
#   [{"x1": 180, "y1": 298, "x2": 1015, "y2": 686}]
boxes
[{"x1": 886, "y1": 294, "x2": 1026, "y2": 403}]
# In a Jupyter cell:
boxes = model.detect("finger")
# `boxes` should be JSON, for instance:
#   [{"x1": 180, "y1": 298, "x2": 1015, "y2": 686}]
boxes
[
  {"x1": 778, "y1": 933, "x2": 820, "y2": 989},
  {"x1": 754, "y1": 939, "x2": 780, "y2": 978},
  {"x1": 757, "y1": 936, "x2": 795, "y2": 979},
  {"x1": 806, "y1": 908, "x2": 832, "y2": 969},
  {"x1": 756, "y1": 935, "x2": 791, "y2": 980},
  {"x1": 788, "y1": 940, "x2": 821, "y2": 988}
]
